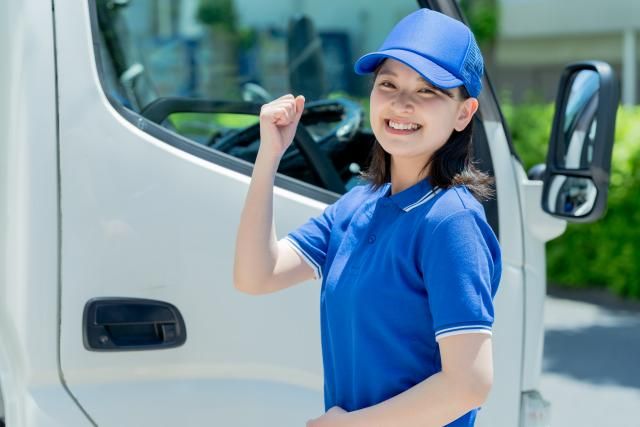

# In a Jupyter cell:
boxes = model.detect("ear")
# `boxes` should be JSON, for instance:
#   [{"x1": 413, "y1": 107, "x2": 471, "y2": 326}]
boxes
[{"x1": 454, "y1": 97, "x2": 479, "y2": 132}]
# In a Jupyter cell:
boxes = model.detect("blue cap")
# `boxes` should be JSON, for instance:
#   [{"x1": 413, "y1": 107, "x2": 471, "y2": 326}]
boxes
[{"x1": 354, "y1": 9, "x2": 484, "y2": 97}]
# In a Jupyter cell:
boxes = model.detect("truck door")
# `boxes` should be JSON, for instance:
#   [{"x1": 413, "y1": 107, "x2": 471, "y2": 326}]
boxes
[
  {"x1": 55, "y1": 1, "x2": 339, "y2": 425},
  {"x1": 55, "y1": 0, "x2": 431, "y2": 425}
]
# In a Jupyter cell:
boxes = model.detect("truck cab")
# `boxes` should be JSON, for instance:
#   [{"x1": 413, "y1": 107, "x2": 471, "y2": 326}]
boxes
[{"x1": 0, "y1": 0, "x2": 618, "y2": 426}]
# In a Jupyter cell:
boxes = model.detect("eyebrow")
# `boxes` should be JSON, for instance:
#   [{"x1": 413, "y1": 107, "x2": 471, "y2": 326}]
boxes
[{"x1": 377, "y1": 69, "x2": 455, "y2": 98}]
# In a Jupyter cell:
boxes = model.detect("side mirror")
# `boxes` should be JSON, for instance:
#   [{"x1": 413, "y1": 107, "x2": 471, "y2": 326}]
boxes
[{"x1": 541, "y1": 61, "x2": 619, "y2": 222}]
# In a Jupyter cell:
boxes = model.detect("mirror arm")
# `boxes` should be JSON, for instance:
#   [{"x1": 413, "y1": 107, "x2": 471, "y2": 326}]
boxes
[{"x1": 527, "y1": 163, "x2": 546, "y2": 181}]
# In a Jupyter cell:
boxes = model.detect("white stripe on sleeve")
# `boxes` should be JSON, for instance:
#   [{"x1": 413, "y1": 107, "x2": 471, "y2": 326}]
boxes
[
  {"x1": 283, "y1": 236, "x2": 322, "y2": 280},
  {"x1": 435, "y1": 327, "x2": 492, "y2": 342}
]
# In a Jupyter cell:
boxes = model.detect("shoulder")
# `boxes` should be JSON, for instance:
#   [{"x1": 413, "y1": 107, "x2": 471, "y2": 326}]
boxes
[
  {"x1": 420, "y1": 185, "x2": 495, "y2": 245},
  {"x1": 427, "y1": 185, "x2": 486, "y2": 224},
  {"x1": 418, "y1": 186, "x2": 501, "y2": 271}
]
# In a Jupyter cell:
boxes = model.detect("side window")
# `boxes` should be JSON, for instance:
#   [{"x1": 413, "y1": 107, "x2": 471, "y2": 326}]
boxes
[{"x1": 92, "y1": 0, "x2": 419, "y2": 195}]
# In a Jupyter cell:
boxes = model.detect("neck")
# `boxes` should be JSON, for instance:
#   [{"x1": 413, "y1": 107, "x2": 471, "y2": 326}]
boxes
[{"x1": 389, "y1": 156, "x2": 430, "y2": 195}]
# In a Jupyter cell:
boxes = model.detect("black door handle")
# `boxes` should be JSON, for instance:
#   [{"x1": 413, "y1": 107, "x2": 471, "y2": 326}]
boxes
[{"x1": 83, "y1": 298, "x2": 187, "y2": 351}]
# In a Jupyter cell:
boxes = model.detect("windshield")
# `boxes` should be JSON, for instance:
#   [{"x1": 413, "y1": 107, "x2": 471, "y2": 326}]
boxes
[
  {"x1": 94, "y1": 0, "x2": 422, "y2": 192},
  {"x1": 96, "y1": 0, "x2": 419, "y2": 120}
]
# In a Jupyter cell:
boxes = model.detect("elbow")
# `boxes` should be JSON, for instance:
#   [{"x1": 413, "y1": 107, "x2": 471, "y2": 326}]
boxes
[
  {"x1": 233, "y1": 279, "x2": 263, "y2": 295},
  {"x1": 447, "y1": 367, "x2": 493, "y2": 408},
  {"x1": 233, "y1": 274, "x2": 262, "y2": 295},
  {"x1": 232, "y1": 268, "x2": 261, "y2": 295},
  {"x1": 233, "y1": 257, "x2": 277, "y2": 295},
  {"x1": 233, "y1": 279, "x2": 254, "y2": 295},
  {"x1": 233, "y1": 270, "x2": 271, "y2": 296},
  {"x1": 233, "y1": 257, "x2": 255, "y2": 294},
  {"x1": 465, "y1": 370, "x2": 493, "y2": 407}
]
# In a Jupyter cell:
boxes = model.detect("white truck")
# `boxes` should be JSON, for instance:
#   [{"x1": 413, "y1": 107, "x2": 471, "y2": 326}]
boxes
[{"x1": 0, "y1": 0, "x2": 618, "y2": 426}]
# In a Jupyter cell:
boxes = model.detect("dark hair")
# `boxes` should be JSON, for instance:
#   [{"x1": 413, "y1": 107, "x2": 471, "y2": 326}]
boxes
[{"x1": 360, "y1": 60, "x2": 495, "y2": 201}]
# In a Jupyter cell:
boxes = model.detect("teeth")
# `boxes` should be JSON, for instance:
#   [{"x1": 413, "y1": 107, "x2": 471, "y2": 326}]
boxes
[{"x1": 388, "y1": 120, "x2": 420, "y2": 130}]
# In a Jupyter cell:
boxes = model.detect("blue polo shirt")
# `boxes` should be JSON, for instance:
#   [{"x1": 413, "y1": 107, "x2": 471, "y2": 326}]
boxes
[{"x1": 284, "y1": 178, "x2": 501, "y2": 426}]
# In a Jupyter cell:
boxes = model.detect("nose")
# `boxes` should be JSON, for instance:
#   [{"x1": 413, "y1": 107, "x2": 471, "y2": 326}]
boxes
[{"x1": 390, "y1": 90, "x2": 415, "y2": 114}]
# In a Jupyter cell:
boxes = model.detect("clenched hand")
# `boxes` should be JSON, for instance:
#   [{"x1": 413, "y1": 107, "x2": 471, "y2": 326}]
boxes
[{"x1": 259, "y1": 94, "x2": 305, "y2": 160}]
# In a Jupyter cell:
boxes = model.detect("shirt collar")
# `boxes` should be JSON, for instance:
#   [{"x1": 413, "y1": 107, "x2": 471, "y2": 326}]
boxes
[{"x1": 381, "y1": 178, "x2": 440, "y2": 212}]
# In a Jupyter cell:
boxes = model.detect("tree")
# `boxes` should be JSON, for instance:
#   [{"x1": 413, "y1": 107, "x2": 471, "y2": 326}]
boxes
[{"x1": 459, "y1": 0, "x2": 499, "y2": 71}]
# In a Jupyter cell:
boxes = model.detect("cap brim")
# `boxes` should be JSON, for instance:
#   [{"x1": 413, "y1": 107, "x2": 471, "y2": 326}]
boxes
[{"x1": 354, "y1": 49, "x2": 463, "y2": 90}]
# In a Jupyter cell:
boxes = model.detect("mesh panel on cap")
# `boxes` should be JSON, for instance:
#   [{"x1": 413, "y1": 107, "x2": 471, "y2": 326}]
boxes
[{"x1": 460, "y1": 36, "x2": 484, "y2": 97}]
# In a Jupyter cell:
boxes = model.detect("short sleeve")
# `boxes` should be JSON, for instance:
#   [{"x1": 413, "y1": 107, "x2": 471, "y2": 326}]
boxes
[
  {"x1": 284, "y1": 200, "x2": 340, "y2": 281},
  {"x1": 422, "y1": 209, "x2": 502, "y2": 342}
]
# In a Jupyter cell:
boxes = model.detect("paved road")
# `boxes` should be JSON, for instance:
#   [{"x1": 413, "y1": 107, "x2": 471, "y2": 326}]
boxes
[{"x1": 541, "y1": 287, "x2": 640, "y2": 427}]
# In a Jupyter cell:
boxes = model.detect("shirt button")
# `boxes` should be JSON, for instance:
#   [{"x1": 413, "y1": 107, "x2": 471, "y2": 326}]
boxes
[{"x1": 368, "y1": 234, "x2": 376, "y2": 244}]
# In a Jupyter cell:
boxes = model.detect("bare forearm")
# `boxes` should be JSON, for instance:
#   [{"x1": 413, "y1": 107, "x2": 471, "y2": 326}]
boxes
[
  {"x1": 233, "y1": 94, "x2": 306, "y2": 293},
  {"x1": 345, "y1": 371, "x2": 485, "y2": 427},
  {"x1": 233, "y1": 145, "x2": 281, "y2": 292}
]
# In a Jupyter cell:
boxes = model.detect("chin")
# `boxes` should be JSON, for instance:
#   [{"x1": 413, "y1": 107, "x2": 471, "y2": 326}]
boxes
[{"x1": 376, "y1": 137, "x2": 419, "y2": 157}]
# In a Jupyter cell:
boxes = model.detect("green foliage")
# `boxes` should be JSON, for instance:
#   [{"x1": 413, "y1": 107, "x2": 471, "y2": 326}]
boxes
[
  {"x1": 458, "y1": 0, "x2": 499, "y2": 46},
  {"x1": 197, "y1": 0, "x2": 237, "y2": 31},
  {"x1": 506, "y1": 103, "x2": 640, "y2": 299},
  {"x1": 501, "y1": 101, "x2": 554, "y2": 170},
  {"x1": 169, "y1": 112, "x2": 258, "y2": 139}
]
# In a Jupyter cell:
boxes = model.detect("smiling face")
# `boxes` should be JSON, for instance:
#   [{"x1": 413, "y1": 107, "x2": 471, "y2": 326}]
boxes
[{"x1": 369, "y1": 59, "x2": 478, "y2": 173}]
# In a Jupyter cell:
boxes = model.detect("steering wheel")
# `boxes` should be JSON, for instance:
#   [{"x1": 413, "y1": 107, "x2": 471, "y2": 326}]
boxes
[
  {"x1": 212, "y1": 98, "x2": 362, "y2": 194},
  {"x1": 141, "y1": 97, "x2": 362, "y2": 194},
  {"x1": 209, "y1": 98, "x2": 360, "y2": 147}
]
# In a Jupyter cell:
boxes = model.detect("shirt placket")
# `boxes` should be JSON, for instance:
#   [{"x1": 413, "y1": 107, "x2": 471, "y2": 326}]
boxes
[{"x1": 349, "y1": 198, "x2": 391, "y2": 272}]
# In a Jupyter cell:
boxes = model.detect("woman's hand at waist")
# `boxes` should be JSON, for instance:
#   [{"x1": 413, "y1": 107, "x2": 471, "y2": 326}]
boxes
[{"x1": 307, "y1": 406, "x2": 349, "y2": 427}]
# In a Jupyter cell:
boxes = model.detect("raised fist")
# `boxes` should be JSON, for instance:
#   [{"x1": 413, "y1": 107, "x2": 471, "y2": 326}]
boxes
[{"x1": 258, "y1": 94, "x2": 305, "y2": 159}]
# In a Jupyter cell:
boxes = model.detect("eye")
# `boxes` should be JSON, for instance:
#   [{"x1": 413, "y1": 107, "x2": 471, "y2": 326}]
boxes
[
  {"x1": 419, "y1": 87, "x2": 437, "y2": 95},
  {"x1": 378, "y1": 80, "x2": 395, "y2": 89}
]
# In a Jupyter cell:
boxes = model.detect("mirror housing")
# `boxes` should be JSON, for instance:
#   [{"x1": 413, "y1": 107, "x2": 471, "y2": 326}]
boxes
[{"x1": 542, "y1": 61, "x2": 619, "y2": 222}]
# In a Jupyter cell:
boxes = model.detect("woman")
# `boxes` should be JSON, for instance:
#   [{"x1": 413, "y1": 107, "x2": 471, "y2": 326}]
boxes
[{"x1": 233, "y1": 8, "x2": 501, "y2": 427}]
